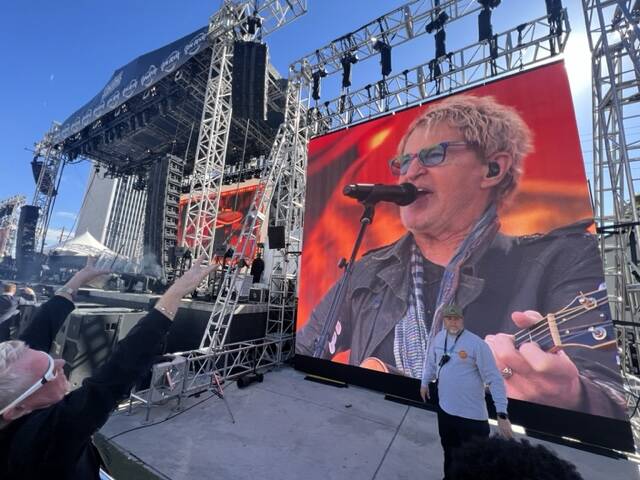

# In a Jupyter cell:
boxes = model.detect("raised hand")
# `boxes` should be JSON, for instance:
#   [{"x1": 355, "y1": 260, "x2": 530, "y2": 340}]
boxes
[
  {"x1": 169, "y1": 255, "x2": 217, "y2": 296},
  {"x1": 154, "y1": 255, "x2": 216, "y2": 320},
  {"x1": 65, "y1": 257, "x2": 112, "y2": 290}
]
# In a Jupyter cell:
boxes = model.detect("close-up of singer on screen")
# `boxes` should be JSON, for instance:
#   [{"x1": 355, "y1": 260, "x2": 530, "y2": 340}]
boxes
[{"x1": 296, "y1": 94, "x2": 627, "y2": 420}]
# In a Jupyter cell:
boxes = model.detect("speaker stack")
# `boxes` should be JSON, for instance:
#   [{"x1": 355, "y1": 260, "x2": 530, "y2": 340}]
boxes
[{"x1": 15, "y1": 205, "x2": 40, "y2": 280}]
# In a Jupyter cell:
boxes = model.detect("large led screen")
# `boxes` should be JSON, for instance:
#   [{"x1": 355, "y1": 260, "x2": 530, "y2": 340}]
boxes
[{"x1": 296, "y1": 61, "x2": 630, "y2": 444}]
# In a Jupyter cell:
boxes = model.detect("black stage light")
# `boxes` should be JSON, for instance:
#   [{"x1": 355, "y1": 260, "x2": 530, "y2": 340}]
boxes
[
  {"x1": 246, "y1": 12, "x2": 263, "y2": 35},
  {"x1": 340, "y1": 51, "x2": 358, "y2": 89},
  {"x1": 237, "y1": 371, "x2": 263, "y2": 388},
  {"x1": 312, "y1": 67, "x2": 327, "y2": 101},
  {"x1": 435, "y1": 28, "x2": 447, "y2": 59},
  {"x1": 372, "y1": 38, "x2": 392, "y2": 77},
  {"x1": 545, "y1": 0, "x2": 563, "y2": 16},
  {"x1": 478, "y1": 7, "x2": 493, "y2": 42},
  {"x1": 478, "y1": 0, "x2": 501, "y2": 8},
  {"x1": 426, "y1": 11, "x2": 449, "y2": 34}
]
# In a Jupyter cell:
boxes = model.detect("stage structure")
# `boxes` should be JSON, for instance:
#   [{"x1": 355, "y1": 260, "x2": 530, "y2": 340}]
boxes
[
  {"x1": 43, "y1": 0, "x2": 302, "y2": 282},
  {"x1": 31, "y1": 123, "x2": 66, "y2": 253},
  {"x1": 0, "y1": 195, "x2": 25, "y2": 258},
  {"x1": 141, "y1": 0, "x2": 576, "y2": 418},
  {"x1": 180, "y1": 0, "x2": 307, "y2": 265},
  {"x1": 583, "y1": 0, "x2": 640, "y2": 445},
  {"x1": 89, "y1": 1, "x2": 309, "y2": 409}
]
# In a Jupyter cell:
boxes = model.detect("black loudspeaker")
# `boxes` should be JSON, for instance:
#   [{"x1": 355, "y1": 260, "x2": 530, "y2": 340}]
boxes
[
  {"x1": 51, "y1": 308, "x2": 146, "y2": 389},
  {"x1": 268, "y1": 225, "x2": 285, "y2": 249},
  {"x1": 16, "y1": 205, "x2": 40, "y2": 280},
  {"x1": 232, "y1": 40, "x2": 268, "y2": 121}
]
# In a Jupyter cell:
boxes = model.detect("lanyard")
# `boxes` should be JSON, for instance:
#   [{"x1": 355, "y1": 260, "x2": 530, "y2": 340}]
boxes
[
  {"x1": 444, "y1": 329, "x2": 464, "y2": 354},
  {"x1": 436, "y1": 329, "x2": 465, "y2": 380}
]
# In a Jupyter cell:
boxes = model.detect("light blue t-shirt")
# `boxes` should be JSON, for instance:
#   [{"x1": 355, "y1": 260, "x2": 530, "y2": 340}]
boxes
[{"x1": 421, "y1": 328, "x2": 508, "y2": 421}]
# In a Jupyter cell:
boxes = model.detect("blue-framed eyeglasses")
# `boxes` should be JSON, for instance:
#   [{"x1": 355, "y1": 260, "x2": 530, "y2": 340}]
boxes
[
  {"x1": 389, "y1": 141, "x2": 473, "y2": 176},
  {"x1": 0, "y1": 352, "x2": 57, "y2": 415}
]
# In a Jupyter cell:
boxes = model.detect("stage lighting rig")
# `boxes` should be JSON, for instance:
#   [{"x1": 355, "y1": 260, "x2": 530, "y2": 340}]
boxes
[
  {"x1": 478, "y1": 0, "x2": 501, "y2": 8},
  {"x1": 371, "y1": 37, "x2": 392, "y2": 77},
  {"x1": 133, "y1": 171, "x2": 147, "y2": 191},
  {"x1": 425, "y1": 11, "x2": 449, "y2": 34},
  {"x1": 435, "y1": 28, "x2": 447, "y2": 59},
  {"x1": 478, "y1": 1, "x2": 501, "y2": 43},
  {"x1": 340, "y1": 51, "x2": 358, "y2": 89},
  {"x1": 311, "y1": 66, "x2": 327, "y2": 101},
  {"x1": 245, "y1": 10, "x2": 263, "y2": 37}
]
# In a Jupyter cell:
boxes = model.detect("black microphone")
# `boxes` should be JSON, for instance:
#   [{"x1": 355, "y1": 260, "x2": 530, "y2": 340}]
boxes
[{"x1": 343, "y1": 183, "x2": 418, "y2": 206}]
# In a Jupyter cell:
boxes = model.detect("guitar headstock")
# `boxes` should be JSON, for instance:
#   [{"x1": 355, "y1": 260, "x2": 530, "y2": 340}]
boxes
[{"x1": 515, "y1": 286, "x2": 615, "y2": 352}]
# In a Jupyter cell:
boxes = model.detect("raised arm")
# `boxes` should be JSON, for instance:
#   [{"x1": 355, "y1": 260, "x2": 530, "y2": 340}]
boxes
[
  {"x1": 32, "y1": 257, "x2": 216, "y2": 470},
  {"x1": 19, "y1": 260, "x2": 110, "y2": 351}
]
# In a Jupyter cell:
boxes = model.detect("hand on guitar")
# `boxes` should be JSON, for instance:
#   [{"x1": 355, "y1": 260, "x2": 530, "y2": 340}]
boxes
[{"x1": 485, "y1": 310, "x2": 582, "y2": 410}]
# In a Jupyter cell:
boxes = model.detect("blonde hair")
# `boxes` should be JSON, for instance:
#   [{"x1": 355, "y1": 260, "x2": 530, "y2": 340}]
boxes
[
  {"x1": 399, "y1": 95, "x2": 533, "y2": 205},
  {"x1": 0, "y1": 340, "x2": 31, "y2": 416}
]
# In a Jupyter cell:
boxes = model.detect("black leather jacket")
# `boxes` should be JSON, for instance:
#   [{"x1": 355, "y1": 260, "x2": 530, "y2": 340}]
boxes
[{"x1": 297, "y1": 221, "x2": 626, "y2": 419}]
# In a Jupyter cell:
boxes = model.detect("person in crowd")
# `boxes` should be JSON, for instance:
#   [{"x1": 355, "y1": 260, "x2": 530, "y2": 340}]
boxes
[
  {"x1": 297, "y1": 94, "x2": 626, "y2": 419},
  {"x1": 0, "y1": 284, "x2": 36, "y2": 342},
  {"x1": 449, "y1": 436, "x2": 584, "y2": 480},
  {"x1": 0, "y1": 256, "x2": 216, "y2": 479},
  {"x1": 251, "y1": 253, "x2": 265, "y2": 284},
  {"x1": 421, "y1": 304, "x2": 512, "y2": 479}
]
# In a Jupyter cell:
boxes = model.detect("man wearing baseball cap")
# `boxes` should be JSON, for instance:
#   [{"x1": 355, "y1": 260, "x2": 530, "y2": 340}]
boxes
[{"x1": 420, "y1": 304, "x2": 511, "y2": 480}]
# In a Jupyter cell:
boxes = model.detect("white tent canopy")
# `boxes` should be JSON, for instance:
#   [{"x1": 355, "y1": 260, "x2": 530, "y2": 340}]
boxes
[{"x1": 47, "y1": 231, "x2": 116, "y2": 257}]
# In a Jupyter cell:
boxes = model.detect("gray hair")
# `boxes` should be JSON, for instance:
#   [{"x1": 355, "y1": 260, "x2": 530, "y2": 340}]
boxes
[{"x1": 0, "y1": 340, "x2": 31, "y2": 417}]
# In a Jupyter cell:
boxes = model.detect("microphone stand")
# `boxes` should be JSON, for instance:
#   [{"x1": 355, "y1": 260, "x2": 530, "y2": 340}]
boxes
[{"x1": 312, "y1": 200, "x2": 377, "y2": 358}]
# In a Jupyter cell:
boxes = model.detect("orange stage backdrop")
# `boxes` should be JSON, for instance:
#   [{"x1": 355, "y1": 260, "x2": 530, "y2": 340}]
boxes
[{"x1": 177, "y1": 183, "x2": 259, "y2": 256}]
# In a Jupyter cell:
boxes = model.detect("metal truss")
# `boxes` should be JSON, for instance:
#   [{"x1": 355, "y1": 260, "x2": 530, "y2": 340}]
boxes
[
  {"x1": 180, "y1": 0, "x2": 307, "y2": 263},
  {"x1": 32, "y1": 123, "x2": 66, "y2": 253},
  {"x1": 583, "y1": 0, "x2": 640, "y2": 440},
  {"x1": 266, "y1": 76, "x2": 311, "y2": 364},
  {"x1": 312, "y1": 11, "x2": 570, "y2": 131},
  {"x1": 0, "y1": 195, "x2": 26, "y2": 258},
  {"x1": 129, "y1": 338, "x2": 284, "y2": 419},
  {"x1": 198, "y1": 79, "x2": 307, "y2": 351},
  {"x1": 290, "y1": 0, "x2": 481, "y2": 77},
  {"x1": 180, "y1": 5, "x2": 236, "y2": 263}
]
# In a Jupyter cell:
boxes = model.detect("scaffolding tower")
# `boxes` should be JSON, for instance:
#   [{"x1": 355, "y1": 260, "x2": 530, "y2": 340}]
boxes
[
  {"x1": 32, "y1": 123, "x2": 66, "y2": 253},
  {"x1": 180, "y1": 0, "x2": 307, "y2": 263},
  {"x1": 583, "y1": 0, "x2": 640, "y2": 441},
  {"x1": 0, "y1": 195, "x2": 26, "y2": 258}
]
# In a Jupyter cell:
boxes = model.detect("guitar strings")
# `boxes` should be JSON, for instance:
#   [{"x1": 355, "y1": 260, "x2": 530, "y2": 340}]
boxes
[
  {"x1": 509, "y1": 288, "x2": 604, "y2": 342},
  {"x1": 512, "y1": 297, "x2": 609, "y2": 347},
  {"x1": 513, "y1": 298, "x2": 608, "y2": 345}
]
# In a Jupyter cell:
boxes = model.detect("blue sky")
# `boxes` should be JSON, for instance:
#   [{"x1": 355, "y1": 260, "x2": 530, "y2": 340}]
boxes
[{"x1": 0, "y1": 1, "x2": 592, "y2": 245}]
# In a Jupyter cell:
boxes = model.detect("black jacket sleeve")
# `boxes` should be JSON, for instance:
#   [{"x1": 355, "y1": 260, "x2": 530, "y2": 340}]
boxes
[
  {"x1": 296, "y1": 278, "x2": 352, "y2": 359},
  {"x1": 9, "y1": 309, "x2": 172, "y2": 476},
  {"x1": 19, "y1": 296, "x2": 75, "y2": 351}
]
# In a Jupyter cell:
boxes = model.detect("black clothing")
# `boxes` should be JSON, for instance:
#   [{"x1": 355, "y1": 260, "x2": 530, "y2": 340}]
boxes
[
  {"x1": 0, "y1": 294, "x2": 18, "y2": 323},
  {"x1": 250, "y1": 257, "x2": 265, "y2": 284},
  {"x1": 0, "y1": 295, "x2": 171, "y2": 479},
  {"x1": 437, "y1": 405, "x2": 490, "y2": 480}
]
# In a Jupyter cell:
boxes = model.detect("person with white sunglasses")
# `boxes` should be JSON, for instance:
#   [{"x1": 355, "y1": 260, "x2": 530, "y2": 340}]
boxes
[{"x1": 0, "y1": 256, "x2": 216, "y2": 479}]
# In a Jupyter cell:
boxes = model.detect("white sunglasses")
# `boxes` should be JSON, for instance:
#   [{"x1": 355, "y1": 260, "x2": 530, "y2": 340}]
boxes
[{"x1": 0, "y1": 352, "x2": 57, "y2": 416}]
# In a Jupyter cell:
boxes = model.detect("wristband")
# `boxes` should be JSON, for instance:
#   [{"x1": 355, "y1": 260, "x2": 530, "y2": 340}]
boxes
[
  {"x1": 156, "y1": 305, "x2": 176, "y2": 319},
  {"x1": 497, "y1": 412, "x2": 509, "y2": 420},
  {"x1": 56, "y1": 286, "x2": 76, "y2": 299}
]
